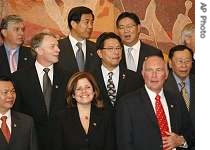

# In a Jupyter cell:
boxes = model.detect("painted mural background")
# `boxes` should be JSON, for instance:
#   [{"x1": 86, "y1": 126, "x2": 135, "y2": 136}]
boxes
[{"x1": 0, "y1": 0, "x2": 195, "y2": 54}]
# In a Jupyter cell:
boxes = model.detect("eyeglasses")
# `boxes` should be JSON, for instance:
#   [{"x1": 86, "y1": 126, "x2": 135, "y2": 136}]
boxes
[
  {"x1": 102, "y1": 47, "x2": 122, "y2": 51},
  {"x1": 118, "y1": 24, "x2": 136, "y2": 31},
  {"x1": 0, "y1": 89, "x2": 16, "y2": 96},
  {"x1": 174, "y1": 59, "x2": 192, "y2": 66}
]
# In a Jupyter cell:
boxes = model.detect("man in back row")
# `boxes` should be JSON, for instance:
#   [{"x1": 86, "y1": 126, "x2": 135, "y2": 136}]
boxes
[
  {"x1": 0, "y1": 15, "x2": 34, "y2": 76},
  {"x1": 58, "y1": 6, "x2": 99, "y2": 74},
  {"x1": 116, "y1": 12, "x2": 163, "y2": 74}
]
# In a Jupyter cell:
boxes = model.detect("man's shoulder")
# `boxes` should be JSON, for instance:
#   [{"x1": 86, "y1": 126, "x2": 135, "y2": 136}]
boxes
[{"x1": 12, "y1": 111, "x2": 34, "y2": 122}]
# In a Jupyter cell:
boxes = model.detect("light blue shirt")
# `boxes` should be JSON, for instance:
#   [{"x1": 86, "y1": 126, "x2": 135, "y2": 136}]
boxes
[{"x1": 173, "y1": 72, "x2": 190, "y2": 98}]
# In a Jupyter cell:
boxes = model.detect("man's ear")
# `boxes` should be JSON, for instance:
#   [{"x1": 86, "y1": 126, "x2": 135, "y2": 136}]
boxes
[
  {"x1": 97, "y1": 49, "x2": 103, "y2": 58},
  {"x1": 168, "y1": 59, "x2": 172, "y2": 69},
  {"x1": 71, "y1": 20, "x2": 78, "y2": 30},
  {"x1": 1, "y1": 29, "x2": 7, "y2": 38}
]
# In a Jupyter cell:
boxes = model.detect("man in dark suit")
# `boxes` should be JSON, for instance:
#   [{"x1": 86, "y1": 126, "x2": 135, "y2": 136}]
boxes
[
  {"x1": 0, "y1": 75, "x2": 38, "y2": 150},
  {"x1": 116, "y1": 12, "x2": 163, "y2": 74},
  {"x1": 91, "y1": 32, "x2": 144, "y2": 110},
  {"x1": 116, "y1": 55, "x2": 194, "y2": 150},
  {"x1": 12, "y1": 32, "x2": 71, "y2": 150},
  {"x1": 0, "y1": 15, "x2": 34, "y2": 76},
  {"x1": 58, "y1": 6, "x2": 99, "y2": 74},
  {"x1": 165, "y1": 45, "x2": 195, "y2": 128}
]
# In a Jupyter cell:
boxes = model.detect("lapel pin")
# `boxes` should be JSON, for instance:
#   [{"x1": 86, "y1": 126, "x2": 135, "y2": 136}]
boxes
[
  {"x1": 122, "y1": 74, "x2": 126, "y2": 79},
  {"x1": 14, "y1": 123, "x2": 17, "y2": 128},
  {"x1": 93, "y1": 122, "x2": 96, "y2": 126},
  {"x1": 24, "y1": 57, "x2": 28, "y2": 61},
  {"x1": 55, "y1": 85, "x2": 59, "y2": 89}
]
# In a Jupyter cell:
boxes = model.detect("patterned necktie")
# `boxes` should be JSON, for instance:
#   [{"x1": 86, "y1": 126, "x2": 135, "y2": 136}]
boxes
[
  {"x1": 9, "y1": 49, "x2": 17, "y2": 73},
  {"x1": 76, "y1": 42, "x2": 85, "y2": 71},
  {"x1": 107, "y1": 72, "x2": 117, "y2": 106},
  {"x1": 43, "y1": 68, "x2": 52, "y2": 115},
  {"x1": 126, "y1": 47, "x2": 136, "y2": 72},
  {"x1": 1, "y1": 116, "x2": 10, "y2": 143},
  {"x1": 155, "y1": 95, "x2": 169, "y2": 138},
  {"x1": 179, "y1": 81, "x2": 190, "y2": 110}
]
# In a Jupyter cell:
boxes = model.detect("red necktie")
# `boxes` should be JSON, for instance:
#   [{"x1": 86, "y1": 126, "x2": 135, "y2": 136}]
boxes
[
  {"x1": 1, "y1": 116, "x2": 11, "y2": 143},
  {"x1": 155, "y1": 95, "x2": 169, "y2": 137}
]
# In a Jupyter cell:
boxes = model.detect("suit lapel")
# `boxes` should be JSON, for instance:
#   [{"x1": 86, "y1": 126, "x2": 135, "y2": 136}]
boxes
[
  {"x1": 88, "y1": 105, "x2": 102, "y2": 135},
  {"x1": 116, "y1": 67, "x2": 127, "y2": 103},
  {"x1": 163, "y1": 90, "x2": 178, "y2": 132},
  {"x1": 85, "y1": 41, "x2": 95, "y2": 70},
  {"x1": 140, "y1": 88, "x2": 160, "y2": 130},
  {"x1": 0, "y1": 45, "x2": 11, "y2": 74},
  {"x1": 9, "y1": 111, "x2": 19, "y2": 145}
]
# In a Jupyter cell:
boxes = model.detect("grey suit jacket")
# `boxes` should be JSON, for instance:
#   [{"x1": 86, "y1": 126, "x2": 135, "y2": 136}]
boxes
[{"x1": 0, "y1": 111, "x2": 38, "y2": 150}]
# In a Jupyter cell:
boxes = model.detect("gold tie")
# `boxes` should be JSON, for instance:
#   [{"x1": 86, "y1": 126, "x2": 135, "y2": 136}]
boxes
[{"x1": 179, "y1": 81, "x2": 190, "y2": 110}]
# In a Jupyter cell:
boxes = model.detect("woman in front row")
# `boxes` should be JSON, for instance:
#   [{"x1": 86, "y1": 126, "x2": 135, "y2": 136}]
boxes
[{"x1": 50, "y1": 72, "x2": 115, "y2": 150}]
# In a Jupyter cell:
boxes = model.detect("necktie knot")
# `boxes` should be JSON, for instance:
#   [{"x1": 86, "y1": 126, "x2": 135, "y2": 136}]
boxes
[
  {"x1": 76, "y1": 42, "x2": 82, "y2": 49},
  {"x1": 108, "y1": 72, "x2": 113, "y2": 78},
  {"x1": 155, "y1": 94, "x2": 161, "y2": 101},
  {"x1": 179, "y1": 81, "x2": 185, "y2": 89},
  {"x1": 1, "y1": 116, "x2": 7, "y2": 122},
  {"x1": 43, "y1": 68, "x2": 50, "y2": 73},
  {"x1": 9, "y1": 49, "x2": 16, "y2": 55},
  {"x1": 127, "y1": 47, "x2": 133, "y2": 53}
]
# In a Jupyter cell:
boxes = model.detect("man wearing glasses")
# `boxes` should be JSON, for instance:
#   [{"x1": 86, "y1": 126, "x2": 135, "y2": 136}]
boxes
[
  {"x1": 91, "y1": 32, "x2": 143, "y2": 110},
  {"x1": 164, "y1": 45, "x2": 195, "y2": 131},
  {"x1": 0, "y1": 75, "x2": 38, "y2": 150}
]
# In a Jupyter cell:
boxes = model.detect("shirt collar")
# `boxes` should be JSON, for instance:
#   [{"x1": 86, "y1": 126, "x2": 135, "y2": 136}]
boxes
[
  {"x1": 0, "y1": 109, "x2": 11, "y2": 119},
  {"x1": 69, "y1": 34, "x2": 86, "y2": 47},
  {"x1": 124, "y1": 40, "x2": 141, "y2": 51},
  {"x1": 173, "y1": 72, "x2": 190, "y2": 85},
  {"x1": 101, "y1": 64, "x2": 119, "y2": 75},
  {"x1": 35, "y1": 60, "x2": 53, "y2": 74}
]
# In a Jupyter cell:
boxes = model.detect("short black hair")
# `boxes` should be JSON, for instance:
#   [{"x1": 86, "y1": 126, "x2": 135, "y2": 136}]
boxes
[
  {"x1": 96, "y1": 32, "x2": 123, "y2": 50},
  {"x1": 169, "y1": 45, "x2": 193, "y2": 59},
  {"x1": 0, "y1": 75, "x2": 14, "y2": 84},
  {"x1": 116, "y1": 12, "x2": 140, "y2": 28},
  {"x1": 67, "y1": 6, "x2": 94, "y2": 29}
]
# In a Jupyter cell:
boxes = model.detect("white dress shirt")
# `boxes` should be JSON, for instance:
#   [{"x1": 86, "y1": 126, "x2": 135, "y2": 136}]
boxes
[{"x1": 35, "y1": 61, "x2": 53, "y2": 91}]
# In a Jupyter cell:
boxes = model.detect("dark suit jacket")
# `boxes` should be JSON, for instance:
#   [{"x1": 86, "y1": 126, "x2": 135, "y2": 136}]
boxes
[
  {"x1": 0, "y1": 44, "x2": 34, "y2": 76},
  {"x1": 164, "y1": 72, "x2": 195, "y2": 128},
  {"x1": 116, "y1": 87, "x2": 195, "y2": 150},
  {"x1": 58, "y1": 37, "x2": 99, "y2": 74},
  {"x1": 91, "y1": 64, "x2": 144, "y2": 110},
  {"x1": 121, "y1": 41, "x2": 163, "y2": 73},
  {"x1": 12, "y1": 64, "x2": 70, "y2": 150},
  {"x1": 0, "y1": 111, "x2": 38, "y2": 150},
  {"x1": 50, "y1": 105, "x2": 115, "y2": 150}
]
